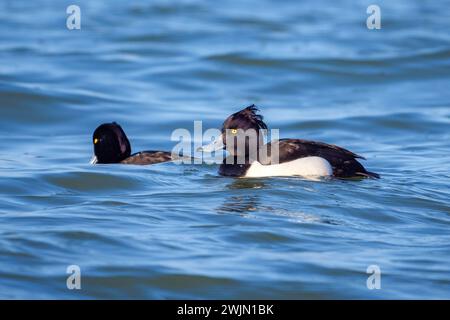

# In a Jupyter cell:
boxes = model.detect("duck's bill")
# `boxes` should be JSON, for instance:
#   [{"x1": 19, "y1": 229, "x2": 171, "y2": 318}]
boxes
[
  {"x1": 197, "y1": 134, "x2": 224, "y2": 153},
  {"x1": 90, "y1": 155, "x2": 98, "y2": 164}
]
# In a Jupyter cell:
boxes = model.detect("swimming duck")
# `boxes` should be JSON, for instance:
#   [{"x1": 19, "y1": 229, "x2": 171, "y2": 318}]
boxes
[
  {"x1": 91, "y1": 122, "x2": 172, "y2": 165},
  {"x1": 199, "y1": 105, "x2": 379, "y2": 179}
]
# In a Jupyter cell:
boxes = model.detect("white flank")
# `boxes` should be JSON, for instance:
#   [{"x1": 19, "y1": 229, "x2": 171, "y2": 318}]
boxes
[{"x1": 244, "y1": 156, "x2": 333, "y2": 178}]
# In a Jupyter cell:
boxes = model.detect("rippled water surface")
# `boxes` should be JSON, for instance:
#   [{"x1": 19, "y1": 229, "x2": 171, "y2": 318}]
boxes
[{"x1": 1, "y1": 0, "x2": 449, "y2": 299}]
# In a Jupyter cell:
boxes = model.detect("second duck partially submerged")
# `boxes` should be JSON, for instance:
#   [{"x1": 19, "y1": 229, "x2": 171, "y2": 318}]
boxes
[{"x1": 91, "y1": 122, "x2": 172, "y2": 165}]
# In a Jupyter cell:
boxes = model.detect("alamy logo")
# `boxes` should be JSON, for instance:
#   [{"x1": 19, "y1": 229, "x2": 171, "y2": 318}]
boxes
[
  {"x1": 171, "y1": 121, "x2": 280, "y2": 165},
  {"x1": 366, "y1": 265, "x2": 381, "y2": 289},
  {"x1": 366, "y1": 5, "x2": 381, "y2": 30},
  {"x1": 66, "y1": 265, "x2": 81, "y2": 290},
  {"x1": 66, "y1": 5, "x2": 81, "y2": 30}
]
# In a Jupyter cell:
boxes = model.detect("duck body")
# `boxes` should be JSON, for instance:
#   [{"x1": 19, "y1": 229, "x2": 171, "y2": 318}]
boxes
[
  {"x1": 119, "y1": 151, "x2": 172, "y2": 165},
  {"x1": 202, "y1": 105, "x2": 379, "y2": 179},
  {"x1": 219, "y1": 138, "x2": 378, "y2": 178}
]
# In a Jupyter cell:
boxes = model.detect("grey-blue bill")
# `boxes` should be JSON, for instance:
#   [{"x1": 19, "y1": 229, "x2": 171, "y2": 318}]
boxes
[{"x1": 197, "y1": 134, "x2": 224, "y2": 153}]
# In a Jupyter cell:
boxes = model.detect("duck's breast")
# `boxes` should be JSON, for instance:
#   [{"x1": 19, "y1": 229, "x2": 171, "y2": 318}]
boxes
[{"x1": 245, "y1": 156, "x2": 333, "y2": 178}]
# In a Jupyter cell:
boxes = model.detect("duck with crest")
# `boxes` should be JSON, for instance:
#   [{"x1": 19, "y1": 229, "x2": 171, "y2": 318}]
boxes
[{"x1": 199, "y1": 105, "x2": 379, "y2": 179}]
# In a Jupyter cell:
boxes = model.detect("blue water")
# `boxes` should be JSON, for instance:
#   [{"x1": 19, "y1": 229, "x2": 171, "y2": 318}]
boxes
[{"x1": 0, "y1": 0, "x2": 449, "y2": 299}]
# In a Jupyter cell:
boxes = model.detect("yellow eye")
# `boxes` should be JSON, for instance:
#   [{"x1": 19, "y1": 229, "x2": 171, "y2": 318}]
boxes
[
  {"x1": 94, "y1": 138, "x2": 99, "y2": 144},
  {"x1": 231, "y1": 129, "x2": 238, "y2": 134}
]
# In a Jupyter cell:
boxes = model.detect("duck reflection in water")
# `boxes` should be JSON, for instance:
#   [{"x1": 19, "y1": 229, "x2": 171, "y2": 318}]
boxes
[{"x1": 216, "y1": 179, "x2": 265, "y2": 214}]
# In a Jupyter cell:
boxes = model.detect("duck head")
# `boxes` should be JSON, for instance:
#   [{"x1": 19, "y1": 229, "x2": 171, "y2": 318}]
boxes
[
  {"x1": 91, "y1": 122, "x2": 131, "y2": 164},
  {"x1": 200, "y1": 105, "x2": 268, "y2": 159}
]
